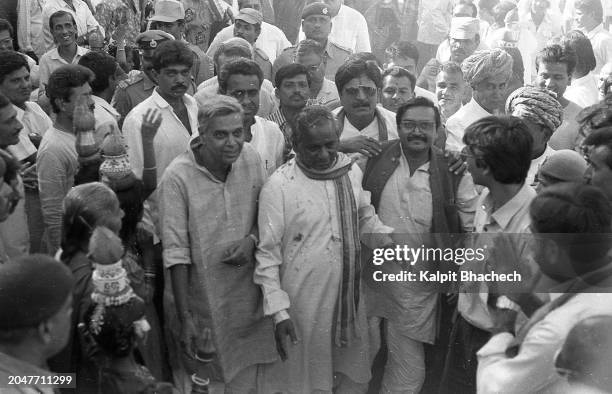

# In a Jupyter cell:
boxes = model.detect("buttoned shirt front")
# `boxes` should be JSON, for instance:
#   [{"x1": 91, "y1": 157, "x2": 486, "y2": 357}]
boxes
[
  {"x1": 11, "y1": 102, "x2": 51, "y2": 162},
  {"x1": 249, "y1": 116, "x2": 285, "y2": 176},
  {"x1": 458, "y1": 182, "x2": 536, "y2": 331},
  {"x1": 298, "y1": 4, "x2": 371, "y2": 53},
  {"x1": 585, "y1": 24, "x2": 612, "y2": 74},
  {"x1": 38, "y1": 45, "x2": 89, "y2": 93},
  {"x1": 445, "y1": 98, "x2": 491, "y2": 152},
  {"x1": 306, "y1": 78, "x2": 340, "y2": 109},
  {"x1": 41, "y1": 0, "x2": 104, "y2": 51},
  {"x1": 123, "y1": 89, "x2": 198, "y2": 239}
]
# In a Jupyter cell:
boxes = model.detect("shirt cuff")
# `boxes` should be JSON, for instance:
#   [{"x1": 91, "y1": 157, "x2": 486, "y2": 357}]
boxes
[{"x1": 274, "y1": 310, "x2": 290, "y2": 324}]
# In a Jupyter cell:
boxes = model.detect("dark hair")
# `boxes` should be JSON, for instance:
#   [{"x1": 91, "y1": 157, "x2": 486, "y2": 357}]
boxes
[
  {"x1": 492, "y1": 1, "x2": 517, "y2": 26},
  {"x1": 463, "y1": 115, "x2": 533, "y2": 184},
  {"x1": 560, "y1": 30, "x2": 597, "y2": 74},
  {"x1": 48, "y1": 10, "x2": 76, "y2": 31},
  {"x1": 46, "y1": 65, "x2": 94, "y2": 114},
  {"x1": 0, "y1": 91, "x2": 10, "y2": 109},
  {"x1": 78, "y1": 52, "x2": 118, "y2": 94},
  {"x1": 115, "y1": 181, "x2": 144, "y2": 244},
  {"x1": 396, "y1": 97, "x2": 441, "y2": 130},
  {"x1": 535, "y1": 44, "x2": 577, "y2": 76},
  {"x1": 575, "y1": 0, "x2": 604, "y2": 23},
  {"x1": 502, "y1": 46, "x2": 525, "y2": 84},
  {"x1": 294, "y1": 105, "x2": 338, "y2": 148},
  {"x1": 335, "y1": 58, "x2": 382, "y2": 93},
  {"x1": 0, "y1": 18, "x2": 13, "y2": 37},
  {"x1": 151, "y1": 40, "x2": 194, "y2": 72},
  {"x1": 296, "y1": 39, "x2": 325, "y2": 59},
  {"x1": 218, "y1": 59, "x2": 263, "y2": 93},
  {"x1": 584, "y1": 126, "x2": 612, "y2": 170},
  {"x1": 382, "y1": 66, "x2": 416, "y2": 93},
  {"x1": 530, "y1": 182, "x2": 612, "y2": 263},
  {"x1": 275, "y1": 63, "x2": 311, "y2": 88},
  {"x1": 455, "y1": 2, "x2": 478, "y2": 17},
  {"x1": 0, "y1": 50, "x2": 29, "y2": 84},
  {"x1": 385, "y1": 41, "x2": 419, "y2": 66},
  {"x1": 346, "y1": 52, "x2": 383, "y2": 68}
]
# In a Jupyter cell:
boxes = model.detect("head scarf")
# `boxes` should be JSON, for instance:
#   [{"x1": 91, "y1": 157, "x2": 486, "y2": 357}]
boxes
[
  {"x1": 506, "y1": 86, "x2": 563, "y2": 134},
  {"x1": 461, "y1": 48, "x2": 514, "y2": 86}
]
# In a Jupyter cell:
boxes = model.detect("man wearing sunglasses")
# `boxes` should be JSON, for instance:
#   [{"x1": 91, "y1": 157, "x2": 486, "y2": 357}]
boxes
[
  {"x1": 332, "y1": 57, "x2": 398, "y2": 169},
  {"x1": 362, "y1": 97, "x2": 478, "y2": 393}
]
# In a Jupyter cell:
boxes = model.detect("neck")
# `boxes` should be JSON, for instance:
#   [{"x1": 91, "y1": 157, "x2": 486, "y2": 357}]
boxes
[
  {"x1": 0, "y1": 342, "x2": 46, "y2": 369},
  {"x1": 157, "y1": 89, "x2": 183, "y2": 107},
  {"x1": 309, "y1": 79, "x2": 323, "y2": 98},
  {"x1": 402, "y1": 146, "x2": 430, "y2": 173},
  {"x1": 58, "y1": 43, "x2": 77, "y2": 58},
  {"x1": 346, "y1": 110, "x2": 375, "y2": 131},
  {"x1": 281, "y1": 105, "x2": 301, "y2": 123},
  {"x1": 54, "y1": 113, "x2": 74, "y2": 134},
  {"x1": 441, "y1": 104, "x2": 460, "y2": 120},
  {"x1": 558, "y1": 94, "x2": 570, "y2": 107},
  {"x1": 244, "y1": 117, "x2": 255, "y2": 141},
  {"x1": 488, "y1": 182, "x2": 523, "y2": 211},
  {"x1": 96, "y1": 88, "x2": 113, "y2": 103},
  {"x1": 531, "y1": 11, "x2": 545, "y2": 25},
  {"x1": 195, "y1": 144, "x2": 231, "y2": 180},
  {"x1": 573, "y1": 70, "x2": 589, "y2": 79},
  {"x1": 314, "y1": 38, "x2": 328, "y2": 48},
  {"x1": 473, "y1": 96, "x2": 496, "y2": 114},
  {"x1": 531, "y1": 145, "x2": 547, "y2": 159},
  {"x1": 111, "y1": 353, "x2": 139, "y2": 371}
]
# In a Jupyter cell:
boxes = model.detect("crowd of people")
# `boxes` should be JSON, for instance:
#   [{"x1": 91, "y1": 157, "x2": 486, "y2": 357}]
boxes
[{"x1": 1, "y1": 0, "x2": 612, "y2": 393}]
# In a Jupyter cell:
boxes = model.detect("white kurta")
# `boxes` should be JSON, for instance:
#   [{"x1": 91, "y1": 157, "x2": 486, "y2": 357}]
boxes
[
  {"x1": 254, "y1": 158, "x2": 393, "y2": 393},
  {"x1": 445, "y1": 98, "x2": 491, "y2": 152},
  {"x1": 249, "y1": 116, "x2": 285, "y2": 176}
]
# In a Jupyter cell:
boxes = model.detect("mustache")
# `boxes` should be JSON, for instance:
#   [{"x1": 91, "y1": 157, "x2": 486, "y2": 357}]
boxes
[{"x1": 172, "y1": 84, "x2": 187, "y2": 89}]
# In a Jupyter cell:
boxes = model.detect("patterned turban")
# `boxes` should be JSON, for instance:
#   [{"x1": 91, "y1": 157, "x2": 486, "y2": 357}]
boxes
[
  {"x1": 505, "y1": 86, "x2": 564, "y2": 134},
  {"x1": 461, "y1": 48, "x2": 514, "y2": 86}
]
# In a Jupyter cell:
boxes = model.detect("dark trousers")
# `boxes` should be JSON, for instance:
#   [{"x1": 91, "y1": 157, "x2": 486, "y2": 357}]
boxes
[{"x1": 439, "y1": 315, "x2": 491, "y2": 394}]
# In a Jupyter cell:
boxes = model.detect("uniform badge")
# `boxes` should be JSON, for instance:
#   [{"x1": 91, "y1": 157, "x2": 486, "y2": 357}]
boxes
[
  {"x1": 150, "y1": 39, "x2": 157, "y2": 48},
  {"x1": 322, "y1": 7, "x2": 328, "y2": 14}
]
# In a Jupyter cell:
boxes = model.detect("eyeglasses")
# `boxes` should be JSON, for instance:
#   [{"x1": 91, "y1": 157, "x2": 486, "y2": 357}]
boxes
[
  {"x1": 343, "y1": 85, "x2": 377, "y2": 98},
  {"x1": 399, "y1": 120, "x2": 435, "y2": 131}
]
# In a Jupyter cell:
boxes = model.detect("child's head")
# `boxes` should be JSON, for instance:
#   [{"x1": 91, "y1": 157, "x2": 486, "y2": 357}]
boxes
[{"x1": 60, "y1": 182, "x2": 124, "y2": 261}]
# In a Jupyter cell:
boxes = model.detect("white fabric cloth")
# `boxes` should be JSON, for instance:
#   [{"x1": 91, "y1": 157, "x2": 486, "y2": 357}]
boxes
[
  {"x1": 435, "y1": 37, "x2": 489, "y2": 63},
  {"x1": 585, "y1": 24, "x2": 612, "y2": 74},
  {"x1": 92, "y1": 95, "x2": 120, "y2": 143},
  {"x1": 11, "y1": 102, "x2": 51, "y2": 162},
  {"x1": 38, "y1": 45, "x2": 89, "y2": 93},
  {"x1": 298, "y1": 4, "x2": 371, "y2": 53},
  {"x1": 416, "y1": 0, "x2": 452, "y2": 45},
  {"x1": 415, "y1": 86, "x2": 437, "y2": 104},
  {"x1": 17, "y1": 0, "x2": 46, "y2": 58},
  {"x1": 518, "y1": 8, "x2": 563, "y2": 84},
  {"x1": 445, "y1": 98, "x2": 491, "y2": 152},
  {"x1": 528, "y1": 145, "x2": 555, "y2": 187},
  {"x1": 564, "y1": 73, "x2": 599, "y2": 108},
  {"x1": 123, "y1": 89, "x2": 198, "y2": 239},
  {"x1": 206, "y1": 22, "x2": 291, "y2": 63},
  {"x1": 254, "y1": 158, "x2": 392, "y2": 393},
  {"x1": 458, "y1": 183, "x2": 536, "y2": 331},
  {"x1": 477, "y1": 292, "x2": 612, "y2": 394},
  {"x1": 0, "y1": 178, "x2": 29, "y2": 262},
  {"x1": 249, "y1": 116, "x2": 285, "y2": 176},
  {"x1": 41, "y1": 0, "x2": 104, "y2": 51}
]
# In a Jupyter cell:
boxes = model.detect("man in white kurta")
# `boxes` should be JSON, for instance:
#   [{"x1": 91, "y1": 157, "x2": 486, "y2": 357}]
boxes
[{"x1": 255, "y1": 106, "x2": 393, "y2": 393}]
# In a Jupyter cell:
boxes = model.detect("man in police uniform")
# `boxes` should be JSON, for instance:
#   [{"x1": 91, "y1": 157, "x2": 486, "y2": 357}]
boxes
[
  {"x1": 233, "y1": 8, "x2": 273, "y2": 81},
  {"x1": 272, "y1": 2, "x2": 352, "y2": 83},
  {"x1": 111, "y1": 30, "x2": 197, "y2": 126}
]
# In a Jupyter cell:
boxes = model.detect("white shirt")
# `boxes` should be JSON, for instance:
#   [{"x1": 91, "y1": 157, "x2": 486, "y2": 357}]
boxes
[
  {"x1": 415, "y1": 86, "x2": 437, "y2": 105},
  {"x1": 564, "y1": 73, "x2": 599, "y2": 108},
  {"x1": 298, "y1": 4, "x2": 371, "y2": 53},
  {"x1": 123, "y1": 90, "x2": 198, "y2": 239},
  {"x1": 585, "y1": 24, "x2": 612, "y2": 74},
  {"x1": 249, "y1": 116, "x2": 285, "y2": 176},
  {"x1": 445, "y1": 98, "x2": 491, "y2": 152},
  {"x1": 206, "y1": 22, "x2": 291, "y2": 64},
  {"x1": 11, "y1": 102, "x2": 51, "y2": 162},
  {"x1": 38, "y1": 45, "x2": 89, "y2": 93},
  {"x1": 17, "y1": 0, "x2": 46, "y2": 58},
  {"x1": 549, "y1": 101, "x2": 583, "y2": 151},
  {"x1": 41, "y1": 0, "x2": 104, "y2": 51},
  {"x1": 477, "y1": 292, "x2": 612, "y2": 394},
  {"x1": 417, "y1": 0, "x2": 452, "y2": 45},
  {"x1": 92, "y1": 95, "x2": 120, "y2": 142},
  {"x1": 528, "y1": 144, "x2": 555, "y2": 187}
]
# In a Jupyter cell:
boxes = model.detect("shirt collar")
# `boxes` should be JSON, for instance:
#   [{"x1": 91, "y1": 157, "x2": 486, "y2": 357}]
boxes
[
  {"x1": 467, "y1": 98, "x2": 492, "y2": 117},
  {"x1": 490, "y1": 182, "x2": 535, "y2": 230},
  {"x1": 49, "y1": 45, "x2": 89, "y2": 60},
  {"x1": 13, "y1": 103, "x2": 25, "y2": 122},
  {"x1": 93, "y1": 95, "x2": 120, "y2": 117},
  {"x1": 587, "y1": 23, "x2": 605, "y2": 39}
]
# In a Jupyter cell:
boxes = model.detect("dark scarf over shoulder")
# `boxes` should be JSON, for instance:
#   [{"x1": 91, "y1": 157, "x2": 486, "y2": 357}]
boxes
[{"x1": 363, "y1": 140, "x2": 463, "y2": 237}]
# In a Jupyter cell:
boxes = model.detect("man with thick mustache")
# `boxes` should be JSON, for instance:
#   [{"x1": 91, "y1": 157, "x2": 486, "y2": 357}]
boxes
[
  {"x1": 332, "y1": 58, "x2": 398, "y2": 169},
  {"x1": 363, "y1": 97, "x2": 477, "y2": 393},
  {"x1": 160, "y1": 95, "x2": 277, "y2": 393},
  {"x1": 123, "y1": 39, "x2": 197, "y2": 243},
  {"x1": 216, "y1": 59, "x2": 285, "y2": 176}
]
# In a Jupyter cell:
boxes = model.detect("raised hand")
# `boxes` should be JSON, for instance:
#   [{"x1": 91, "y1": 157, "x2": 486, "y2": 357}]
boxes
[{"x1": 141, "y1": 108, "x2": 162, "y2": 141}]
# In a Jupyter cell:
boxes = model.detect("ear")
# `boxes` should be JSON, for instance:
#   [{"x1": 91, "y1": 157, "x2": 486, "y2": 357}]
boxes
[
  {"x1": 38, "y1": 320, "x2": 52, "y2": 345},
  {"x1": 274, "y1": 87, "x2": 280, "y2": 99},
  {"x1": 151, "y1": 68, "x2": 159, "y2": 81}
]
